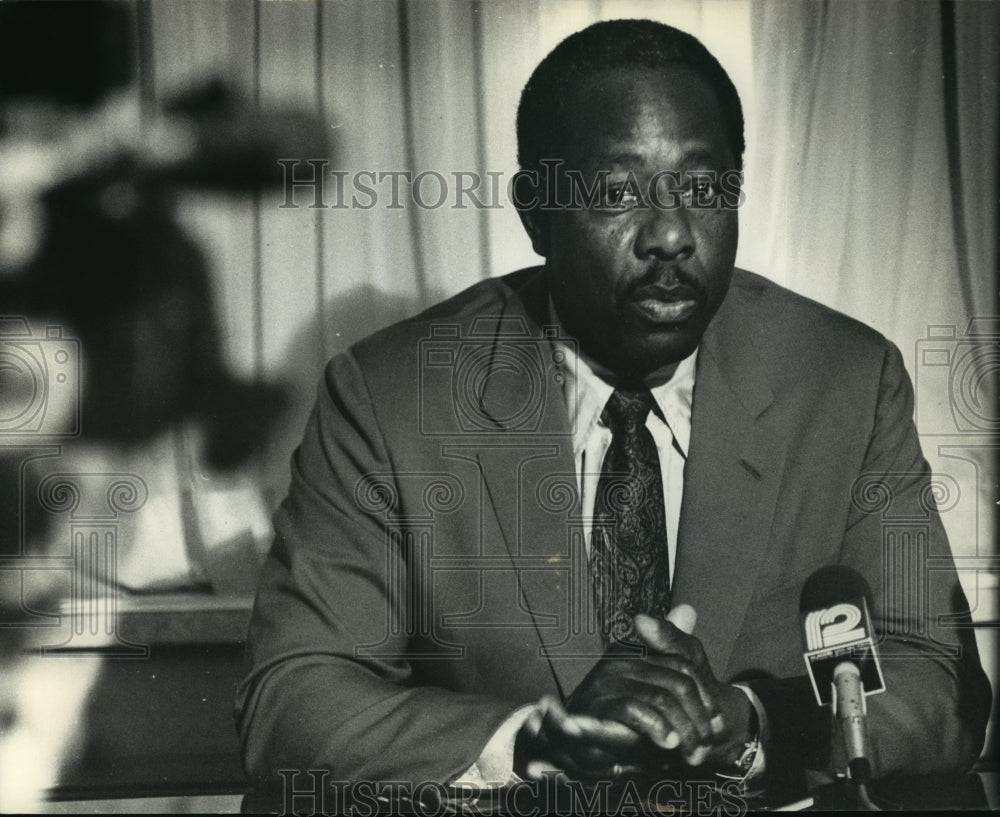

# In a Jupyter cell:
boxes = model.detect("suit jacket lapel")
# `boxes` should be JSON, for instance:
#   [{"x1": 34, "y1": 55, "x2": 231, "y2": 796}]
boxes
[
  {"x1": 673, "y1": 282, "x2": 787, "y2": 676},
  {"x1": 473, "y1": 270, "x2": 604, "y2": 698}
]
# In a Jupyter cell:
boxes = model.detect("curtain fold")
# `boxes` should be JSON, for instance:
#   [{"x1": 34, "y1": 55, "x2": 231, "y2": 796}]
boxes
[
  {"x1": 951, "y1": 0, "x2": 999, "y2": 319},
  {"x1": 745, "y1": 0, "x2": 972, "y2": 345}
]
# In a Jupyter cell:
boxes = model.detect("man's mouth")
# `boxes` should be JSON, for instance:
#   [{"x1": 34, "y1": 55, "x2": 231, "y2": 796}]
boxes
[{"x1": 629, "y1": 282, "x2": 701, "y2": 325}]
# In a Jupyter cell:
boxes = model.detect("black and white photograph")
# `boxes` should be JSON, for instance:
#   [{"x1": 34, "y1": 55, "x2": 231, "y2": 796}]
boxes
[{"x1": 0, "y1": 0, "x2": 996, "y2": 813}]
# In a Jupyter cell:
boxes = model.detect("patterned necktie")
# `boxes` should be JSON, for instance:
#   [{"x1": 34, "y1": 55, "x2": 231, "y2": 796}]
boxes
[{"x1": 591, "y1": 387, "x2": 671, "y2": 646}]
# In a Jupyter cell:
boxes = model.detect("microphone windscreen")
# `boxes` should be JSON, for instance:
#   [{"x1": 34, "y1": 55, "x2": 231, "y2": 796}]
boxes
[{"x1": 799, "y1": 565, "x2": 872, "y2": 613}]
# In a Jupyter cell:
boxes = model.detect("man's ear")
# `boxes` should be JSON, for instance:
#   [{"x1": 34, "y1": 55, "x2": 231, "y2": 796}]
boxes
[
  {"x1": 513, "y1": 172, "x2": 549, "y2": 257},
  {"x1": 517, "y1": 207, "x2": 549, "y2": 257}
]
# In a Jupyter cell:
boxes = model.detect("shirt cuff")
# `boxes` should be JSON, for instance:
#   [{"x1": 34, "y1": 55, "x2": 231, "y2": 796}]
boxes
[{"x1": 450, "y1": 704, "x2": 537, "y2": 787}]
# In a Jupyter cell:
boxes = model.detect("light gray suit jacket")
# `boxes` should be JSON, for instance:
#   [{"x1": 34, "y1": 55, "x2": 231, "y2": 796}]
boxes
[{"x1": 237, "y1": 267, "x2": 990, "y2": 790}]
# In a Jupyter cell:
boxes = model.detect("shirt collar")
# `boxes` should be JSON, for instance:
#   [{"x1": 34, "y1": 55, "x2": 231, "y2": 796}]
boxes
[{"x1": 547, "y1": 299, "x2": 697, "y2": 458}]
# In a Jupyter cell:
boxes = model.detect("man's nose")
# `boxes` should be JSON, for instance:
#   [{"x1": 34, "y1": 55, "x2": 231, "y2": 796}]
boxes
[{"x1": 634, "y1": 202, "x2": 695, "y2": 261}]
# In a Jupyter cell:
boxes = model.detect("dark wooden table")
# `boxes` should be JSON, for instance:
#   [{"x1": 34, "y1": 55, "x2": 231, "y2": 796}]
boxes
[{"x1": 48, "y1": 591, "x2": 254, "y2": 801}]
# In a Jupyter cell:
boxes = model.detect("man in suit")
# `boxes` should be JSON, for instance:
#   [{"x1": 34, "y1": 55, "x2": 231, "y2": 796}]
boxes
[{"x1": 237, "y1": 19, "x2": 990, "y2": 803}]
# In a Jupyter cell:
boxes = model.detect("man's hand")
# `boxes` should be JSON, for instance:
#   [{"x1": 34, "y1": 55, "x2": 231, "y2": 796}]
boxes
[
  {"x1": 629, "y1": 609, "x2": 754, "y2": 771},
  {"x1": 514, "y1": 605, "x2": 754, "y2": 780}
]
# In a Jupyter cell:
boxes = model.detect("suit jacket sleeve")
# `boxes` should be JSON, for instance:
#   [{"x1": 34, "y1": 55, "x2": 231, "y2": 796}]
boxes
[
  {"x1": 745, "y1": 341, "x2": 991, "y2": 786},
  {"x1": 235, "y1": 351, "x2": 520, "y2": 787}
]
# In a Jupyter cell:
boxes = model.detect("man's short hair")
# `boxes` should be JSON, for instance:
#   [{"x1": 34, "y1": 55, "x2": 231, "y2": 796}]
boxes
[{"x1": 516, "y1": 19, "x2": 745, "y2": 173}]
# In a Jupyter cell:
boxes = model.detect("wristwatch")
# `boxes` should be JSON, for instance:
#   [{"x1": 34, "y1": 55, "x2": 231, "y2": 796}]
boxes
[
  {"x1": 717, "y1": 703, "x2": 760, "y2": 780},
  {"x1": 734, "y1": 734, "x2": 761, "y2": 775}
]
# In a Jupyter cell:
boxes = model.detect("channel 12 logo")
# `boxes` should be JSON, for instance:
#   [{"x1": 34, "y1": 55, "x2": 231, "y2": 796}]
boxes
[{"x1": 801, "y1": 598, "x2": 885, "y2": 706}]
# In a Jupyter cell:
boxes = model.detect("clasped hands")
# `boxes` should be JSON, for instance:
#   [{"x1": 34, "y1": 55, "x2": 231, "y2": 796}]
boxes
[{"x1": 514, "y1": 605, "x2": 753, "y2": 781}]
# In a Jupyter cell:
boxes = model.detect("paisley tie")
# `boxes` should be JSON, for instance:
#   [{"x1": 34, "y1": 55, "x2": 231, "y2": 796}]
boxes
[{"x1": 591, "y1": 388, "x2": 671, "y2": 645}]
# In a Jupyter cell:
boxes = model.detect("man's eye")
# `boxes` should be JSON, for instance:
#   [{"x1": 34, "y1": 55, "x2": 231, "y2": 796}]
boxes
[
  {"x1": 595, "y1": 184, "x2": 641, "y2": 211},
  {"x1": 679, "y1": 175, "x2": 719, "y2": 205}
]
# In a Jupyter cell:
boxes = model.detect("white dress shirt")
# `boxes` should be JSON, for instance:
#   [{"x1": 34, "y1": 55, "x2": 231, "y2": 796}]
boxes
[{"x1": 558, "y1": 335, "x2": 696, "y2": 576}]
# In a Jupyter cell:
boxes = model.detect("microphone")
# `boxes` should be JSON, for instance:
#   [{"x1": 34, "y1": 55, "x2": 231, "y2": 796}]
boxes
[{"x1": 799, "y1": 566, "x2": 886, "y2": 784}]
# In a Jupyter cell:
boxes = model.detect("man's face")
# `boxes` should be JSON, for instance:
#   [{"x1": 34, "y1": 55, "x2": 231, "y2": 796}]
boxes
[{"x1": 528, "y1": 66, "x2": 739, "y2": 380}]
